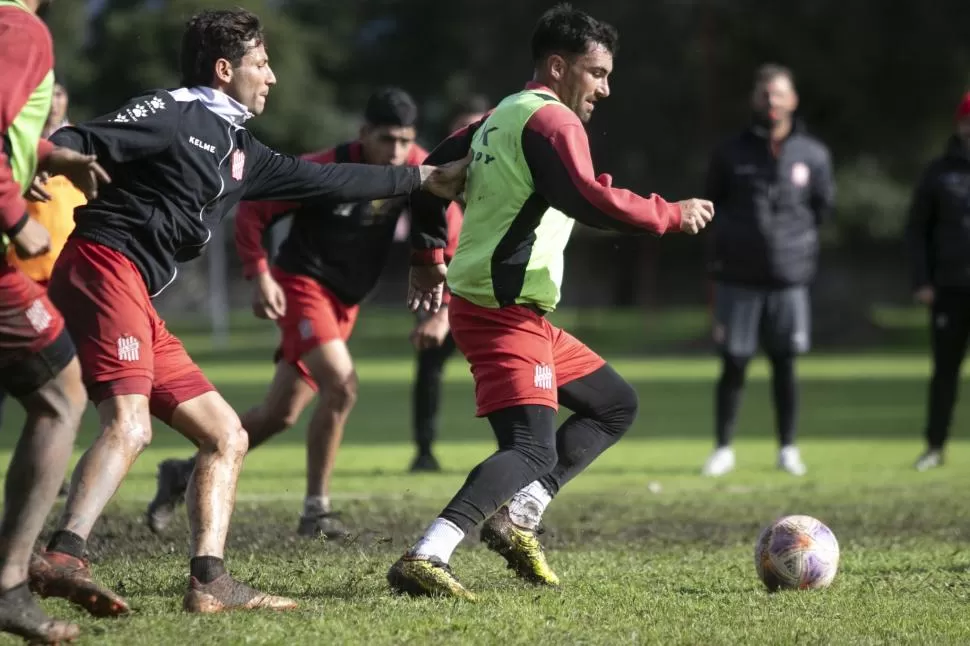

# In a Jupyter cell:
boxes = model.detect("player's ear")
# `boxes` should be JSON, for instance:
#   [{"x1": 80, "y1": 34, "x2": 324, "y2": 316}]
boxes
[
  {"x1": 214, "y1": 58, "x2": 234, "y2": 85},
  {"x1": 549, "y1": 54, "x2": 567, "y2": 82},
  {"x1": 359, "y1": 124, "x2": 371, "y2": 141}
]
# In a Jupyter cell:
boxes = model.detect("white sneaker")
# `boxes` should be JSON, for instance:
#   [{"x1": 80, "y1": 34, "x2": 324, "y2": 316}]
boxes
[
  {"x1": 778, "y1": 446, "x2": 807, "y2": 476},
  {"x1": 914, "y1": 449, "x2": 943, "y2": 472},
  {"x1": 702, "y1": 447, "x2": 736, "y2": 477}
]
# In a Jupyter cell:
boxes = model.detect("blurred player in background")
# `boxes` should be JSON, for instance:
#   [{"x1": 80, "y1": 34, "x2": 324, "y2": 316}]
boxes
[
  {"x1": 0, "y1": 0, "x2": 110, "y2": 642},
  {"x1": 408, "y1": 94, "x2": 490, "y2": 473},
  {"x1": 146, "y1": 87, "x2": 465, "y2": 538},
  {"x1": 389, "y1": 4, "x2": 713, "y2": 599},
  {"x1": 701, "y1": 64, "x2": 835, "y2": 478},
  {"x1": 906, "y1": 91, "x2": 970, "y2": 472},
  {"x1": 29, "y1": 8, "x2": 468, "y2": 618}
]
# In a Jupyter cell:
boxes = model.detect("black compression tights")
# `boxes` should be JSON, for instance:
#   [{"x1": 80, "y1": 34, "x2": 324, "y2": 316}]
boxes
[{"x1": 440, "y1": 364, "x2": 639, "y2": 533}]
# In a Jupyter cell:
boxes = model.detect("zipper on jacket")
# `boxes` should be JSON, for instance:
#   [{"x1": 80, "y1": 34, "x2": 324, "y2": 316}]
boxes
[{"x1": 151, "y1": 123, "x2": 235, "y2": 298}]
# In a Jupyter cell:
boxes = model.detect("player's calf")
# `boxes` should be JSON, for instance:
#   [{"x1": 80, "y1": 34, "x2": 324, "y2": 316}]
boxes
[{"x1": 300, "y1": 368, "x2": 358, "y2": 540}]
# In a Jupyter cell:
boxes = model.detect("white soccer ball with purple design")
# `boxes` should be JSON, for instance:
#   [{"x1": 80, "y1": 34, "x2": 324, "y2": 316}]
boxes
[{"x1": 754, "y1": 515, "x2": 839, "y2": 591}]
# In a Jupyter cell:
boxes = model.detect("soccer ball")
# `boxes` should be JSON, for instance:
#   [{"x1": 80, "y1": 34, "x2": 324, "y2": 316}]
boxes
[{"x1": 754, "y1": 515, "x2": 839, "y2": 591}]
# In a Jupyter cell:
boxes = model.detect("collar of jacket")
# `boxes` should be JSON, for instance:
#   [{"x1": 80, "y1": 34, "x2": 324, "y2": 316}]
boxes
[
  {"x1": 747, "y1": 117, "x2": 806, "y2": 142},
  {"x1": 944, "y1": 135, "x2": 970, "y2": 164},
  {"x1": 172, "y1": 86, "x2": 254, "y2": 127}
]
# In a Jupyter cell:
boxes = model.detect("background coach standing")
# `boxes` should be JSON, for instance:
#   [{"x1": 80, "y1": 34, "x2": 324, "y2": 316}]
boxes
[
  {"x1": 906, "y1": 91, "x2": 970, "y2": 472},
  {"x1": 701, "y1": 63, "x2": 835, "y2": 477}
]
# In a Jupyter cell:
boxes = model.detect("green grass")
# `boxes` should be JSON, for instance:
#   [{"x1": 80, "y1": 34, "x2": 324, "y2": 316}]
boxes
[{"x1": 1, "y1": 310, "x2": 969, "y2": 645}]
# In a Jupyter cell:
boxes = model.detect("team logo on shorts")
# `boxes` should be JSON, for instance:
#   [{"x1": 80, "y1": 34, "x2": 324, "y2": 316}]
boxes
[
  {"x1": 791, "y1": 162, "x2": 811, "y2": 187},
  {"x1": 25, "y1": 299, "x2": 52, "y2": 334},
  {"x1": 534, "y1": 364, "x2": 553, "y2": 390},
  {"x1": 231, "y1": 150, "x2": 246, "y2": 181},
  {"x1": 117, "y1": 335, "x2": 140, "y2": 362}
]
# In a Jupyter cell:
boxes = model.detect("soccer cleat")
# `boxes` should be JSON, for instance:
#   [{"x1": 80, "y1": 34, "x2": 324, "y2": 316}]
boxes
[
  {"x1": 28, "y1": 550, "x2": 130, "y2": 618},
  {"x1": 409, "y1": 452, "x2": 441, "y2": 473},
  {"x1": 0, "y1": 583, "x2": 80, "y2": 645},
  {"x1": 386, "y1": 554, "x2": 476, "y2": 601},
  {"x1": 778, "y1": 446, "x2": 807, "y2": 476},
  {"x1": 480, "y1": 506, "x2": 559, "y2": 586},
  {"x1": 296, "y1": 512, "x2": 350, "y2": 540},
  {"x1": 183, "y1": 574, "x2": 298, "y2": 613},
  {"x1": 146, "y1": 458, "x2": 193, "y2": 534},
  {"x1": 914, "y1": 449, "x2": 943, "y2": 472},
  {"x1": 701, "y1": 447, "x2": 736, "y2": 477}
]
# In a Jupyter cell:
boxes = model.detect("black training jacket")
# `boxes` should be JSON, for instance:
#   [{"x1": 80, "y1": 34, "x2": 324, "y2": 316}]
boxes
[
  {"x1": 51, "y1": 86, "x2": 423, "y2": 296},
  {"x1": 906, "y1": 136, "x2": 970, "y2": 290},
  {"x1": 705, "y1": 121, "x2": 835, "y2": 287}
]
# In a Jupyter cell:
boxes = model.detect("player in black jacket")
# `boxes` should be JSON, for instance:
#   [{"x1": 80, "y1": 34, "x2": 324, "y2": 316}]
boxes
[
  {"x1": 906, "y1": 92, "x2": 970, "y2": 471},
  {"x1": 702, "y1": 64, "x2": 835, "y2": 478},
  {"x1": 28, "y1": 9, "x2": 468, "y2": 617}
]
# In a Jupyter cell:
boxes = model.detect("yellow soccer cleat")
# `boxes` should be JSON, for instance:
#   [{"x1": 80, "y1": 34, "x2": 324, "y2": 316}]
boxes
[
  {"x1": 387, "y1": 554, "x2": 477, "y2": 601},
  {"x1": 480, "y1": 505, "x2": 560, "y2": 586}
]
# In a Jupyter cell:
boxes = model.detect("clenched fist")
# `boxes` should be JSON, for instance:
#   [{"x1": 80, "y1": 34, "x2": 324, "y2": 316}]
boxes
[{"x1": 678, "y1": 199, "x2": 715, "y2": 235}]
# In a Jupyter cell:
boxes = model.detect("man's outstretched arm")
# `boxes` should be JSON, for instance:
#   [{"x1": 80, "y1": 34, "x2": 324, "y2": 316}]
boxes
[{"x1": 523, "y1": 103, "x2": 685, "y2": 235}]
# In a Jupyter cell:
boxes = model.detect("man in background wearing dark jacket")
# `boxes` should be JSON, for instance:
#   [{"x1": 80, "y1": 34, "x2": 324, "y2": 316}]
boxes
[
  {"x1": 702, "y1": 64, "x2": 835, "y2": 477},
  {"x1": 906, "y1": 92, "x2": 970, "y2": 472}
]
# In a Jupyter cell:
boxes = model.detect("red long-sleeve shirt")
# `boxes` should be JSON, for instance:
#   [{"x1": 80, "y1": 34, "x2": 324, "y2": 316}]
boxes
[
  {"x1": 0, "y1": 5, "x2": 55, "y2": 232},
  {"x1": 410, "y1": 81, "x2": 682, "y2": 265}
]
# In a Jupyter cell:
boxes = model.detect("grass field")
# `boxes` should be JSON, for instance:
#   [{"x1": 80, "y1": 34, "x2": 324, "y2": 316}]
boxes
[{"x1": 1, "y1": 308, "x2": 969, "y2": 645}]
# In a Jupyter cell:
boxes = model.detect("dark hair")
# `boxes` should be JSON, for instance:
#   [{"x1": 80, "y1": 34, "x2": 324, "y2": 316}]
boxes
[
  {"x1": 531, "y1": 3, "x2": 618, "y2": 63},
  {"x1": 180, "y1": 9, "x2": 265, "y2": 87},
  {"x1": 755, "y1": 63, "x2": 795, "y2": 89},
  {"x1": 364, "y1": 87, "x2": 419, "y2": 128},
  {"x1": 449, "y1": 94, "x2": 490, "y2": 121}
]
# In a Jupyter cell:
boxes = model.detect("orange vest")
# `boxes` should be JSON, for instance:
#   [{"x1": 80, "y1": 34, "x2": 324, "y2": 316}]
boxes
[{"x1": 6, "y1": 175, "x2": 84, "y2": 281}]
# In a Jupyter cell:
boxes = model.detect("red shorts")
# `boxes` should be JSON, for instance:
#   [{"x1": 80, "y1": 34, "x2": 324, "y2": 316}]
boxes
[
  {"x1": 48, "y1": 238, "x2": 214, "y2": 423},
  {"x1": 0, "y1": 263, "x2": 65, "y2": 360},
  {"x1": 272, "y1": 267, "x2": 359, "y2": 388},
  {"x1": 448, "y1": 295, "x2": 606, "y2": 416}
]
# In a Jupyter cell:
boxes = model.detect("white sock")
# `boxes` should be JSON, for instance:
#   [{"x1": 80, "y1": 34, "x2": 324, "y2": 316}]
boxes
[
  {"x1": 303, "y1": 495, "x2": 331, "y2": 517},
  {"x1": 410, "y1": 518, "x2": 465, "y2": 563},
  {"x1": 507, "y1": 480, "x2": 553, "y2": 530}
]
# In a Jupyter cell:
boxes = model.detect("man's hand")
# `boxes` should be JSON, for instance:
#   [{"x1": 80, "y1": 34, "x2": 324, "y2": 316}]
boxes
[
  {"x1": 410, "y1": 307, "x2": 451, "y2": 350},
  {"x1": 914, "y1": 285, "x2": 935, "y2": 306},
  {"x1": 27, "y1": 173, "x2": 52, "y2": 202},
  {"x1": 417, "y1": 150, "x2": 473, "y2": 201},
  {"x1": 11, "y1": 218, "x2": 51, "y2": 259},
  {"x1": 252, "y1": 271, "x2": 286, "y2": 320},
  {"x1": 408, "y1": 263, "x2": 447, "y2": 312},
  {"x1": 41, "y1": 147, "x2": 111, "y2": 200},
  {"x1": 678, "y1": 198, "x2": 715, "y2": 234}
]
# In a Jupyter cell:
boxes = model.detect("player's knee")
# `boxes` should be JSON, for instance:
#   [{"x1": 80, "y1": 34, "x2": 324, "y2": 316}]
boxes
[
  {"x1": 104, "y1": 413, "x2": 153, "y2": 454},
  {"x1": 721, "y1": 353, "x2": 750, "y2": 385},
  {"x1": 216, "y1": 416, "x2": 249, "y2": 458},
  {"x1": 262, "y1": 402, "x2": 302, "y2": 434},
  {"x1": 606, "y1": 379, "x2": 639, "y2": 435},
  {"x1": 322, "y1": 371, "x2": 358, "y2": 413}
]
